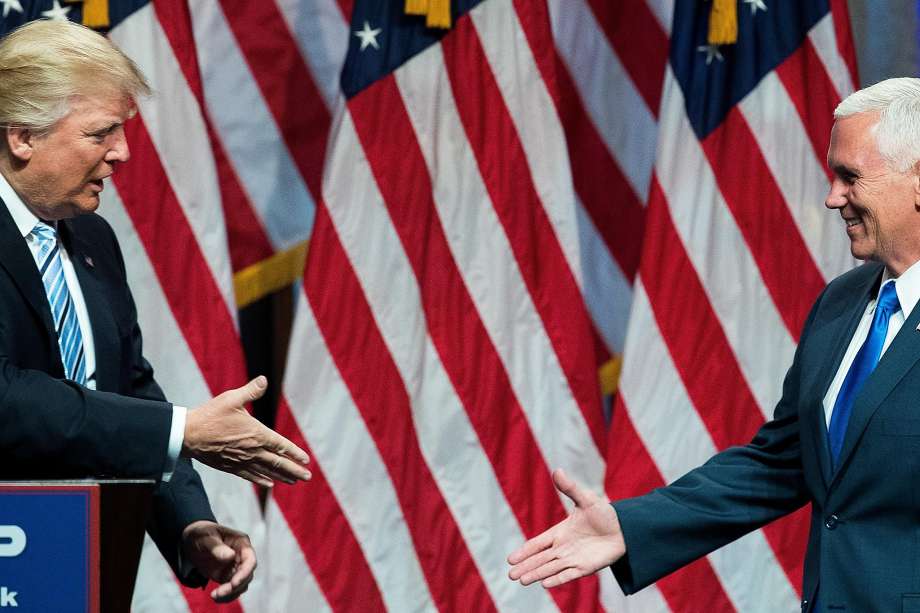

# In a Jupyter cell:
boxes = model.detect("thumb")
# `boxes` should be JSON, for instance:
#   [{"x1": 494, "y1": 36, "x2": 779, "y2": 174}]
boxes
[
  {"x1": 552, "y1": 468, "x2": 591, "y2": 508},
  {"x1": 221, "y1": 376, "x2": 268, "y2": 408},
  {"x1": 211, "y1": 543, "x2": 236, "y2": 562}
]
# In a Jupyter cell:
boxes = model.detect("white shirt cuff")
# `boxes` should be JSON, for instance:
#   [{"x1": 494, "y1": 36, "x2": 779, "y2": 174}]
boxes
[{"x1": 162, "y1": 405, "x2": 187, "y2": 482}]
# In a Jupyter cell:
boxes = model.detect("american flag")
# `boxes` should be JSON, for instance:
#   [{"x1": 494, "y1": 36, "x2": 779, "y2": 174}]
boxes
[{"x1": 0, "y1": 0, "x2": 858, "y2": 611}]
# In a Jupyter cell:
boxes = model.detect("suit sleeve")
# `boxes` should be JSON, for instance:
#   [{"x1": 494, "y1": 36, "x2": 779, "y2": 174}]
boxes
[
  {"x1": 0, "y1": 363, "x2": 175, "y2": 477},
  {"x1": 610, "y1": 292, "x2": 823, "y2": 593}
]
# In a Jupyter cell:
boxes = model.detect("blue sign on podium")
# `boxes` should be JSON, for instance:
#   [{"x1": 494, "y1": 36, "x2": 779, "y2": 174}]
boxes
[{"x1": 0, "y1": 484, "x2": 100, "y2": 612}]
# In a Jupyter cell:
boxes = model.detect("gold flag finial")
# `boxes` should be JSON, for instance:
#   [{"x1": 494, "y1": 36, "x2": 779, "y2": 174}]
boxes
[
  {"x1": 707, "y1": 0, "x2": 737, "y2": 45},
  {"x1": 405, "y1": 0, "x2": 451, "y2": 29},
  {"x1": 64, "y1": 0, "x2": 110, "y2": 29}
]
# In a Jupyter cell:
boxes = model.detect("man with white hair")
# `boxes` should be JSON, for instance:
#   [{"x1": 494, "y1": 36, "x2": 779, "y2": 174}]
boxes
[
  {"x1": 0, "y1": 20, "x2": 311, "y2": 603},
  {"x1": 509, "y1": 77, "x2": 920, "y2": 611}
]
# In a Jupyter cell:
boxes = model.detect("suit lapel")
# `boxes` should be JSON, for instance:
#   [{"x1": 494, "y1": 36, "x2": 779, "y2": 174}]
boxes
[
  {"x1": 0, "y1": 198, "x2": 58, "y2": 345},
  {"x1": 59, "y1": 220, "x2": 119, "y2": 392},
  {"x1": 830, "y1": 270, "x2": 920, "y2": 488},
  {"x1": 799, "y1": 265, "x2": 880, "y2": 490}
]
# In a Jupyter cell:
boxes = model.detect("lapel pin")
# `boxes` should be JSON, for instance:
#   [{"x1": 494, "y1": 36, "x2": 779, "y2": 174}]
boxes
[{"x1": 84, "y1": 255, "x2": 94, "y2": 268}]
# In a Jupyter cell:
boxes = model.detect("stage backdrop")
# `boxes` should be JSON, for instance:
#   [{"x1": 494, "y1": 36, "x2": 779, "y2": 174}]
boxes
[{"x1": 0, "y1": 0, "x2": 910, "y2": 611}]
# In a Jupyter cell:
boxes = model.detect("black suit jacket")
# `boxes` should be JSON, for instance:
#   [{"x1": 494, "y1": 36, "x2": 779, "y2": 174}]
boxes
[
  {"x1": 0, "y1": 201, "x2": 214, "y2": 586},
  {"x1": 612, "y1": 262, "x2": 920, "y2": 612}
]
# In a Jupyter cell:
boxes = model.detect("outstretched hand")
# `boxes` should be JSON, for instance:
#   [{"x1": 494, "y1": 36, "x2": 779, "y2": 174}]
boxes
[
  {"x1": 182, "y1": 521, "x2": 255, "y2": 603},
  {"x1": 183, "y1": 376, "x2": 311, "y2": 488},
  {"x1": 507, "y1": 469, "x2": 626, "y2": 588}
]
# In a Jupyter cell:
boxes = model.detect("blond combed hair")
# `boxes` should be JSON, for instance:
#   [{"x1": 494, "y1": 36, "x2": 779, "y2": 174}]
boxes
[{"x1": 0, "y1": 19, "x2": 150, "y2": 133}]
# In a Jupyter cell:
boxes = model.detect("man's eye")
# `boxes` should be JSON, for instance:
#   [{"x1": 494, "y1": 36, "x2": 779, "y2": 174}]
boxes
[
  {"x1": 88, "y1": 128, "x2": 113, "y2": 141},
  {"x1": 839, "y1": 173, "x2": 857, "y2": 185}
]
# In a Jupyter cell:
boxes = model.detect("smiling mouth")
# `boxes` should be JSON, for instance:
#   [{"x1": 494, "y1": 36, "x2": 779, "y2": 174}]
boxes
[{"x1": 844, "y1": 217, "x2": 862, "y2": 228}]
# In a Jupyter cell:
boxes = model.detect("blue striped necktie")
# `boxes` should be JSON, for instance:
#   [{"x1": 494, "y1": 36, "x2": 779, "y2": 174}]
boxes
[
  {"x1": 31, "y1": 222, "x2": 87, "y2": 385},
  {"x1": 827, "y1": 280, "x2": 900, "y2": 466}
]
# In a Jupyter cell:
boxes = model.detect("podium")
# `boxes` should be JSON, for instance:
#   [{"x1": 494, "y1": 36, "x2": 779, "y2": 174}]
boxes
[{"x1": 0, "y1": 480, "x2": 155, "y2": 613}]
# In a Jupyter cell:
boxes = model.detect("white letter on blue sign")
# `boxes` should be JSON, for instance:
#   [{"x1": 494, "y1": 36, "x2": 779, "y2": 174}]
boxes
[
  {"x1": 0, "y1": 587, "x2": 17, "y2": 607},
  {"x1": 0, "y1": 526, "x2": 25, "y2": 557}
]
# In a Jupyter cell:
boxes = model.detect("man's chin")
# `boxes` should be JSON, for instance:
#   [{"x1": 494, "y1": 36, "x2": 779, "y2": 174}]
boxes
[
  {"x1": 847, "y1": 238, "x2": 875, "y2": 262},
  {"x1": 73, "y1": 196, "x2": 101, "y2": 215}
]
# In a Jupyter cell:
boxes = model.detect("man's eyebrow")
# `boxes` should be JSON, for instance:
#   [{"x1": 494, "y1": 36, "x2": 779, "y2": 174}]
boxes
[
  {"x1": 829, "y1": 162, "x2": 858, "y2": 177},
  {"x1": 84, "y1": 122, "x2": 122, "y2": 136}
]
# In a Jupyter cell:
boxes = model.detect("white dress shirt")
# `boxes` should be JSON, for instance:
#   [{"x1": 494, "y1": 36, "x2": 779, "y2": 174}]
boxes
[
  {"x1": 822, "y1": 260, "x2": 920, "y2": 427},
  {"x1": 0, "y1": 172, "x2": 184, "y2": 480}
]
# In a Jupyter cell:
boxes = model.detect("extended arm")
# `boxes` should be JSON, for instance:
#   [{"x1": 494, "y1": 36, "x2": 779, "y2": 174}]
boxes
[{"x1": 508, "y1": 288, "x2": 823, "y2": 592}]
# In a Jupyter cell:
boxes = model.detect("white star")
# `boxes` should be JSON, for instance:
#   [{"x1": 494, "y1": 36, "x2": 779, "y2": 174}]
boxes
[
  {"x1": 0, "y1": 0, "x2": 23, "y2": 18},
  {"x1": 744, "y1": 0, "x2": 768, "y2": 15},
  {"x1": 697, "y1": 44, "x2": 724, "y2": 65},
  {"x1": 355, "y1": 21, "x2": 382, "y2": 52},
  {"x1": 41, "y1": 0, "x2": 71, "y2": 21}
]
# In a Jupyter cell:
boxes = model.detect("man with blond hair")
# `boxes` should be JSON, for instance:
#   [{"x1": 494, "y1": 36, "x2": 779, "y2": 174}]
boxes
[
  {"x1": 0, "y1": 19, "x2": 311, "y2": 602},
  {"x1": 509, "y1": 77, "x2": 920, "y2": 612}
]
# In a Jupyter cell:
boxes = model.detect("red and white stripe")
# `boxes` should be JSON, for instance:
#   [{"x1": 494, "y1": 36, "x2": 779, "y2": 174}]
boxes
[{"x1": 273, "y1": 0, "x2": 615, "y2": 609}]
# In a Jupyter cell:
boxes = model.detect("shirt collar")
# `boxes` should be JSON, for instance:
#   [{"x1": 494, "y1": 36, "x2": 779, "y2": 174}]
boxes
[
  {"x1": 881, "y1": 259, "x2": 920, "y2": 319},
  {"x1": 0, "y1": 170, "x2": 40, "y2": 238}
]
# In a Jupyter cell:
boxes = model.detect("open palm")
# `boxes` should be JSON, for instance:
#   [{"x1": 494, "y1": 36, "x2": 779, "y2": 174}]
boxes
[{"x1": 508, "y1": 469, "x2": 626, "y2": 588}]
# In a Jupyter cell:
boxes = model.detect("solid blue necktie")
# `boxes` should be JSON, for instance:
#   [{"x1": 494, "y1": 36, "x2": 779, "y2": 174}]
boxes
[
  {"x1": 31, "y1": 222, "x2": 87, "y2": 385},
  {"x1": 827, "y1": 280, "x2": 900, "y2": 466}
]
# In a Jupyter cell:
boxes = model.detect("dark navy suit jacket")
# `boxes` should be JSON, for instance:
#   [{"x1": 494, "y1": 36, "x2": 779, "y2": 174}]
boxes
[
  {"x1": 612, "y1": 261, "x2": 920, "y2": 612},
  {"x1": 0, "y1": 200, "x2": 214, "y2": 586}
]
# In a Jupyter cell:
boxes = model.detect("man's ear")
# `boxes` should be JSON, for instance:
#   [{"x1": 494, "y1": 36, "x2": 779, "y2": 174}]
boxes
[{"x1": 5, "y1": 126, "x2": 34, "y2": 162}]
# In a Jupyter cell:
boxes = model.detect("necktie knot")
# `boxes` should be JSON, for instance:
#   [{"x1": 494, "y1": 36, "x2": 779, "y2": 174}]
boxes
[
  {"x1": 30, "y1": 222, "x2": 57, "y2": 247},
  {"x1": 876, "y1": 281, "x2": 900, "y2": 317}
]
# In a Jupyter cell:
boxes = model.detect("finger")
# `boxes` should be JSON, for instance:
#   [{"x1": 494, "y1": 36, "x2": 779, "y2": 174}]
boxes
[
  {"x1": 257, "y1": 451, "x2": 310, "y2": 481},
  {"x1": 185, "y1": 528, "x2": 226, "y2": 555},
  {"x1": 250, "y1": 463, "x2": 299, "y2": 485},
  {"x1": 552, "y1": 468, "x2": 593, "y2": 508},
  {"x1": 508, "y1": 529, "x2": 554, "y2": 565},
  {"x1": 236, "y1": 467, "x2": 275, "y2": 489},
  {"x1": 265, "y1": 430, "x2": 311, "y2": 467},
  {"x1": 543, "y1": 566, "x2": 590, "y2": 589},
  {"x1": 244, "y1": 454, "x2": 299, "y2": 485},
  {"x1": 211, "y1": 578, "x2": 250, "y2": 603},
  {"x1": 202, "y1": 542, "x2": 236, "y2": 572},
  {"x1": 520, "y1": 556, "x2": 572, "y2": 587},
  {"x1": 222, "y1": 376, "x2": 269, "y2": 408},
  {"x1": 229, "y1": 544, "x2": 257, "y2": 589},
  {"x1": 254, "y1": 449, "x2": 311, "y2": 482},
  {"x1": 213, "y1": 543, "x2": 236, "y2": 561},
  {"x1": 508, "y1": 545, "x2": 559, "y2": 580},
  {"x1": 249, "y1": 466, "x2": 296, "y2": 489}
]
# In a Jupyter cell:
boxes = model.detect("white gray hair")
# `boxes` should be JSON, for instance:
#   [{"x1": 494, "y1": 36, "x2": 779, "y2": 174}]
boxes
[
  {"x1": 0, "y1": 19, "x2": 150, "y2": 134},
  {"x1": 834, "y1": 77, "x2": 920, "y2": 173}
]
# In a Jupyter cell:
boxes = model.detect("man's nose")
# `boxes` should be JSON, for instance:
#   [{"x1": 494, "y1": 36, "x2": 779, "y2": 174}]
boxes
[
  {"x1": 825, "y1": 179, "x2": 847, "y2": 209},
  {"x1": 106, "y1": 129, "x2": 130, "y2": 163}
]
